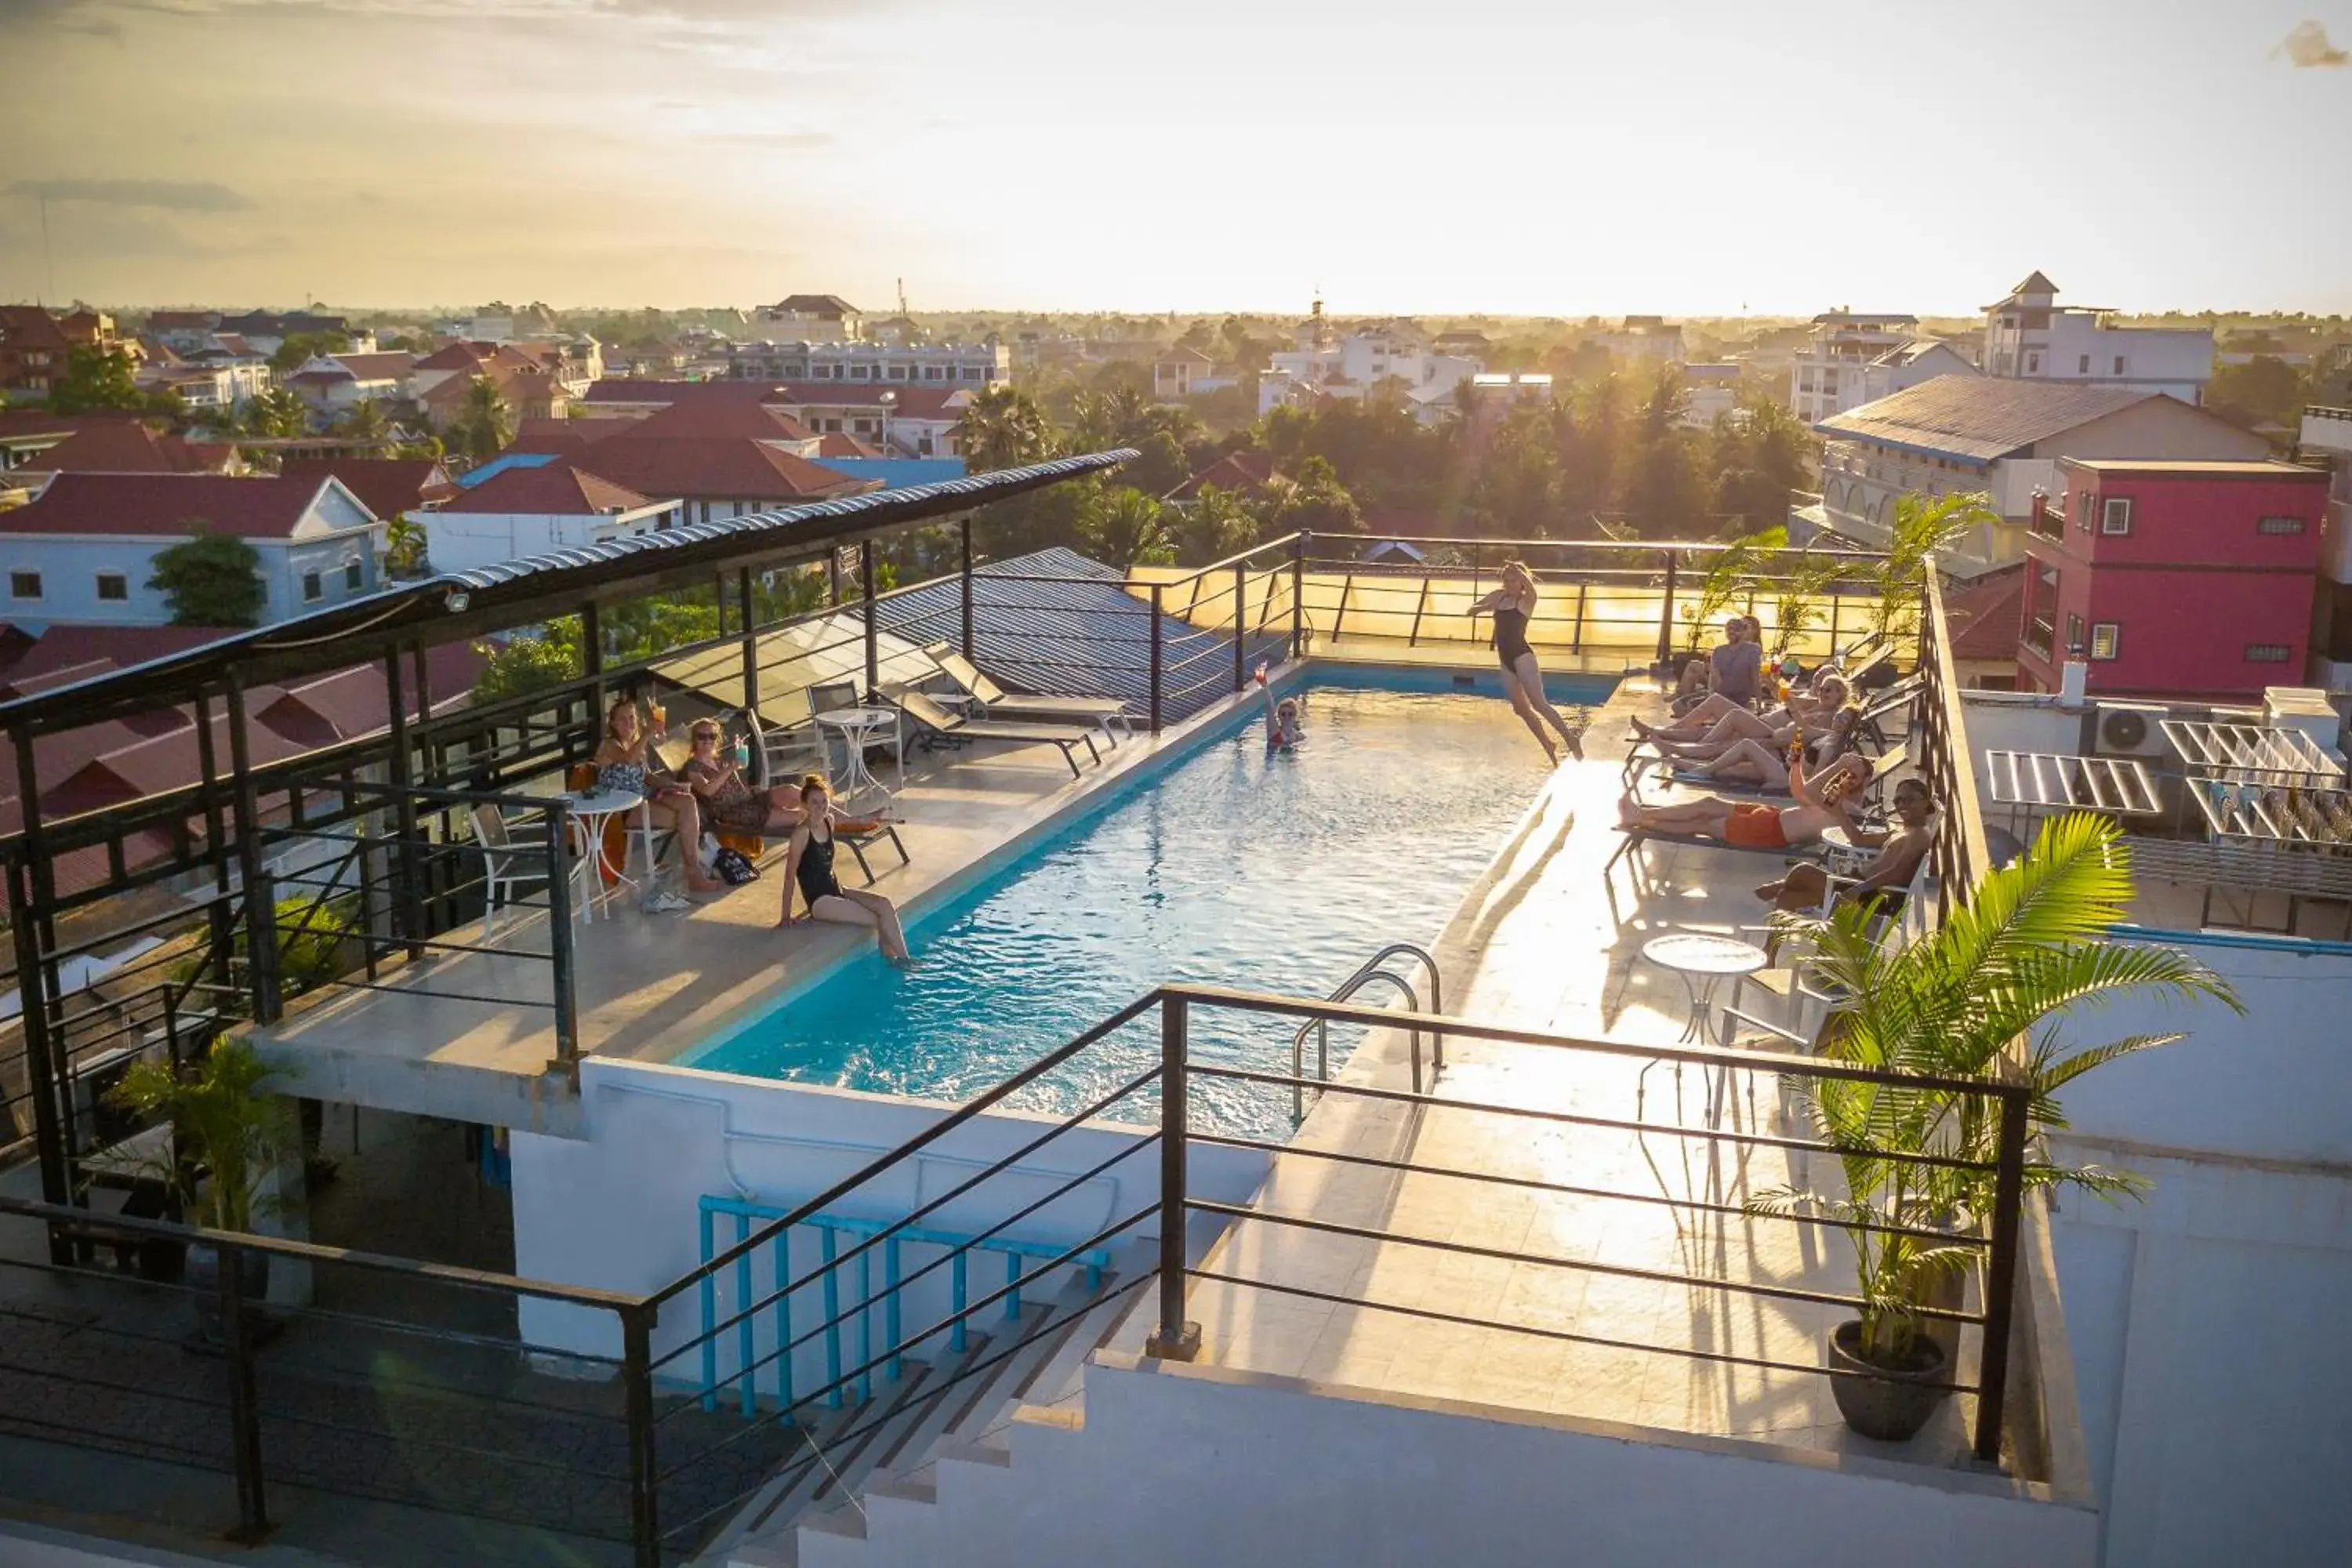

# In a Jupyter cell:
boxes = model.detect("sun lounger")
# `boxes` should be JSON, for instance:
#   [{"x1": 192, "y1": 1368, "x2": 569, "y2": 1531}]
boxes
[
  {"x1": 1855, "y1": 675, "x2": 1922, "y2": 752},
  {"x1": 889, "y1": 687, "x2": 1102, "y2": 779},
  {"x1": 1643, "y1": 742, "x2": 1910, "y2": 804},
  {"x1": 922, "y1": 644, "x2": 1133, "y2": 742}
]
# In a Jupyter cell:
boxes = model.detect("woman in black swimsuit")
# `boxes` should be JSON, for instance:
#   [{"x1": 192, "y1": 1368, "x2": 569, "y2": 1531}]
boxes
[
  {"x1": 1469, "y1": 560, "x2": 1586, "y2": 764},
  {"x1": 778, "y1": 775, "x2": 913, "y2": 965}
]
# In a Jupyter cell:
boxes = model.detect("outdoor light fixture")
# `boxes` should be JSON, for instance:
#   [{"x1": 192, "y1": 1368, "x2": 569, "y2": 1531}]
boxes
[{"x1": 445, "y1": 589, "x2": 470, "y2": 613}]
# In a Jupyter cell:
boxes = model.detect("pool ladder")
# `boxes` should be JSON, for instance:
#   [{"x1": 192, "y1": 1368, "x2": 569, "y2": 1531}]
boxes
[{"x1": 1291, "y1": 942, "x2": 1444, "y2": 1123}]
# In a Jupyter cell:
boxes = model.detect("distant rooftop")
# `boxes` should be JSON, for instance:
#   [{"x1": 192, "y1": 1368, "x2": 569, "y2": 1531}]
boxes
[
  {"x1": 1817, "y1": 375, "x2": 2161, "y2": 463},
  {"x1": 2057, "y1": 458, "x2": 2328, "y2": 479}
]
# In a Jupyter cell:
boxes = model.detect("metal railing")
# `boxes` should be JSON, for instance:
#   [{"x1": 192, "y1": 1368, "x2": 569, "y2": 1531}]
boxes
[{"x1": 1290, "y1": 941, "x2": 1444, "y2": 1120}]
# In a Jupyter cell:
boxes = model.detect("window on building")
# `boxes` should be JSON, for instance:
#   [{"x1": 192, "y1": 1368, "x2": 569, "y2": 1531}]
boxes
[
  {"x1": 90, "y1": 571, "x2": 132, "y2": 602},
  {"x1": 2257, "y1": 516, "x2": 2307, "y2": 535},
  {"x1": 2101, "y1": 497, "x2": 2133, "y2": 535},
  {"x1": 2246, "y1": 644, "x2": 2293, "y2": 663},
  {"x1": 344, "y1": 558, "x2": 364, "y2": 590},
  {"x1": 2089, "y1": 622, "x2": 2120, "y2": 661},
  {"x1": 2074, "y1": 488, "x2": 2094, "y2": 529},
  {"x1": 2078, "y1": 354, "x2": 2090, "y2": 373},
  {"x1": 302, "y1": 570, "x2": 324, "y2": 602},
  {"x1": 9, "y1": 570, "x2": 42, "y2": 600},
  {"x1": 2027, "y1": 352, "x2": 2042, "y2": 373},
  {"x1": 2113, "y1": 356, "x2": 2126, "y2": 375},
  {"x1": 2066, "y1": 612, "x2": 2085, "y2": 655}
]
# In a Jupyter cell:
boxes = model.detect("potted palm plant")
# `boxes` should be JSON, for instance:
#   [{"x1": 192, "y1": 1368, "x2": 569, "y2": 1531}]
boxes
[
  {"x1": 107, "y1": 1034, "x2": 298, "y2": 1341},
  {"x1": 1754, "y1": 812, "x2": 2239, "y2": 1441}
]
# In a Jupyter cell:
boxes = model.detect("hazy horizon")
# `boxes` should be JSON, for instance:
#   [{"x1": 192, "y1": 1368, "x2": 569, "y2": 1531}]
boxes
[{"x1": 5, "y1": 0, "x2": 2350, "y2": 318}]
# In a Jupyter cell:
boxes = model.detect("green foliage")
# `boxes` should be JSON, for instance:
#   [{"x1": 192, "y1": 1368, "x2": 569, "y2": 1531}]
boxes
[
  {"x1": 2206, "y1": 354, "x2": 2314, "y2": 429},
  {"x1": 333, "y1": 397, "x2": 389, "y2": 442},
  {"x1": 447, "y1": 376, "x2": 514, "y2": 461},
  {"x1": 1870, "y1": 491, "x2": 1998, "y2": 638},
  {"x1": 105, "y1": 1036, "x2": 297, "y2": 1232},
  {"x1": 474, "y1": 619, "x2": 584, "y2": 703},
  {"x1": 960, "y1": 383, "x2": 1055, "y2": 472},
  {"x1": 49, "y1": 343, "x2": 154, "y2": 415},
  {"x1": 234, "y1": 387, "x2": 309, "y2": 439},
  {"x1": 1171, "y1": 485, "x2": 1262, "y2": 564},
  {"x1": 1269, "y1": 455, "x2": 1362, "y2": 536},
  {"x1": 383, "y1": 514, "x2": 428, "y2": 578},
  {"x1": 147, "y1": 528, "x2": 266, "y2": 628},
  {"x1": 1076, "y1": 486, "x2": 1176, "y2": 569},
  {"x1": 1751, "y1": 815, "x2": 2241, "y2": 1363},
  {"x1": 1766, "y1": 550, "x2": 1849, "y2": 658},
  {"x1": 268, "y1": 329, "x2": 351, "y2": 375},
  {"x1": 1678, "y1": 524, "x2": 1785, "y2": 650}
]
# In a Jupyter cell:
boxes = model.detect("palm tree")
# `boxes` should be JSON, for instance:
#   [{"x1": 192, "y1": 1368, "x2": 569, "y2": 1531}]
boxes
[
  {"x1": 1871, "y1": 490, "x2": 1999, "y2": 638},
  {"x1": 960, "y1": 383, "x2": 1054, "y2": 473},
  {"x1": 457, "y1": 375, "x2": 514, "y2": 459},
  {"x1": 1754, "y1": 813, "x2": 2241, "y2": 1367},
  {"x1": 335, "y1": 397, "x2": 388, "y2": 443},
  {"x1": 1078, "y1": 486, "x2": 1174, "y2": 570}
]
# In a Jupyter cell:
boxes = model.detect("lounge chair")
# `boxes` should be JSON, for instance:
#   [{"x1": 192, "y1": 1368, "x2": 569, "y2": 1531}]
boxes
[
  {"x1": 729, "y1": 706, "x2": 909, "y2": 885},
  {"x1": 1642, "y1": 742, "x2": 1910, "y2": 806},
  {"x1": 888, "y1": 688, "x2": 1102, "y2": 779},
  {"x1": 1854, "y1": 675, "x2": 1922, "y2": 753},
  {"x1": 922, "y1": 644, "x2": 1133, "y2": 743}
]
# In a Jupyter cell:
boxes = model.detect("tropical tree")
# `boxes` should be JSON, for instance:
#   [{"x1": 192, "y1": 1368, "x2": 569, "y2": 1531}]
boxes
[
  {"x1": 1752, "y1": 814, "x2": 2240, "y2": 1367},
  {"x1": 107, "y1": 1036, "x2": 296, "y2": 1233},
  {"x1": 1766, "y1": 550, "x2": 1849, "y2": 659},
  {"x1": 449, "y1": 375, "x2": 514, "y2": 460},
  {"x1": 1171, "y1": 485, "x2": 1261, "y2": 564},
  {"x1": 267, "y1": 329, "x2": 351, "y2": 376},
  {"x1": 472, "y1": 619, "x2": 583, "y2": 703},
  {"x1": 383, "y1": 514, "x2": 429, "y2": 578},
  {"x1": 1269, "y1": 455, "x2": 1362, "y2": 537},
  {"x1": 960, "y1": 383, "x2": 1055, "y2": 472},
  {"x1": 334, "y1": 398, "x2": 389, "y2": 443},
  {"x1": 1076, "y1": 486, "x2": 1176, "y2": 570},
  {"x1": 50, "y1": 343, "x2": 177, "y2": 417},
  {"x1": 1870, "y1": 490, "x2": 1998, "y2": 638},
  {"x1": 239, "y1": 387, "x2": 310, "y2": 439},
  {"x1": 147, "y1": 528, "x2": 267, "y2": 627},
  {"x1": 1678, "y1": 524, "x2": 1785, "y2": 649}
]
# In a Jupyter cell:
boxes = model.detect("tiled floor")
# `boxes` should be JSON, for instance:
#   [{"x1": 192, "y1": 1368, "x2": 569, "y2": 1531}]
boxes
[{"x1": 1153, "y1": 678, "x2": 1979, "y2": 1466}]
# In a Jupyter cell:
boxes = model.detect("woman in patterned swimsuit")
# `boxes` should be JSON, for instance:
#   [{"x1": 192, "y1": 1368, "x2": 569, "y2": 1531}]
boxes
[{"x1": 592, "y1": 695, "x2": 724, "y2": 902}]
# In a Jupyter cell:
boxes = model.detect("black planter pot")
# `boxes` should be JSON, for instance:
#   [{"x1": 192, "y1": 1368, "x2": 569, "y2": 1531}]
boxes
[
  {"x1": 183, "y1": 1242, "x2": 272, "y2": 1348},
  {"x1": 1828, "y1": 1319, "x2": 1948, "y2": 1442}
]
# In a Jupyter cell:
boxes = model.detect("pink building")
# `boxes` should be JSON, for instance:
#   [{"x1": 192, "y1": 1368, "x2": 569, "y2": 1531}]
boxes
[{"x1": 2018, "y1": 458, "x2": 2332, "y2": 700}]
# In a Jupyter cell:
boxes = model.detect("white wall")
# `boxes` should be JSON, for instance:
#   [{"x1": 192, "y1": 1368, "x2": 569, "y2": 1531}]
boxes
[
  {"x1": 509, "y1": 1055, "x2": 1270, "y2": 1394},
  {"x1": 2039, "y1": 930, "x2": 2352, "y2": 1567},
  {"x1": 836, "y1": 1354, "x2": 2096, "y2": 1568}
]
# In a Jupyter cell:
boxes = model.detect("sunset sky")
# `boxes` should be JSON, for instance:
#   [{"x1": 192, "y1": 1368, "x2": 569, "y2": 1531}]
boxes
[{"x1": 3, "y1": 0, "x2": 2349, "y2": 316}]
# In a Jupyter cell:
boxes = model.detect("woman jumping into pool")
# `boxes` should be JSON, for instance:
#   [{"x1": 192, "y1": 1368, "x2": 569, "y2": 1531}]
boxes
[
  {"x1": 1470, "y1": 561, "x2": 1587, "y2": 764},
  {"x1": 779, "y1": 775, "x2": 913, "y2": 966}
]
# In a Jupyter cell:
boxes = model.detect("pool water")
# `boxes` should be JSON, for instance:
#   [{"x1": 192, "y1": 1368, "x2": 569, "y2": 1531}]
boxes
[{"x1": 688, "y1": 670, "x2": 1614, "y2": 1138}]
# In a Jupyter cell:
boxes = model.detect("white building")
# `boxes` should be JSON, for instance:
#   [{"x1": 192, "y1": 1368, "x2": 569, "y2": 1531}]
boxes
[
  {"x1": 1258, "y1": 326, "x2": 1480, "y2": 416},
  {"x1": 1791, "y1": 311, "x2": 1980, "y2": 423},
  {"x1": 756, "y1": 293, "x2": 864, "y2": 342},
  {"x1": 1597, "y1": 315, "x2": 1686, "y2": 364},
  {"x1": 1813, "y1": 376, "x2": 2270, "y2": 575},
  {"x1": 728, "y1": 338, "x2": 1007, "y2": 388},
  {"x1": 1679, "y1": 362, "x2": 1744, "y2": 429},
  {"x1": 1982, "y1": 272, "x2": 2213, "y2": 405},
  {"x1": 422, "y1": 459, "x2": 679, "y2": 574}
]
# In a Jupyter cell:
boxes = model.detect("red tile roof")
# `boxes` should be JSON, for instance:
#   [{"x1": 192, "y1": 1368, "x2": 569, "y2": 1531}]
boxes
[
  {"x1": 1167, "y1": 448, "x2": 1287, "y2": 501},
  {"x1": 437, "y1": 460, "x2": 655, "y2": 515},
  {"x1": 325, "y1": 351, "x2": 417, "y2": 383},
  {"x1": 580, "y1": 378, "x2": 967, "y2": 420},
  {"x1": 615, "y1": 397, "x2": 812, "y2": 442},
  {"x1": 0, "y1": 410, "x2": 146, "y2": 439},
  {"x1": 574, "y1": 439, "x2": 875, "y2": 503},
  {"x1": 0, "y1": 307, "x2": 73, "y2": 353},
  {"x1": 584, "y1": 379, "x2": 789, "y2": 405},
  {"x1": 27, "y1": 423, "x2": 237, "y2": 475},
  {"x1": 413, "y1": 340, "x2": 497, "y2": 372},
  {"x1": 1946, "y1": 563, "x2": 2025, "y2": 661},
  {"x1": 0, "y1": 474, "x2": 367, "y2": 539},
  {"x1": 815, "y1": 432, "x2": 884, "y2": 458},
  {"x1": 278, "y1": 458, "x2": 458, "y2": 519}
]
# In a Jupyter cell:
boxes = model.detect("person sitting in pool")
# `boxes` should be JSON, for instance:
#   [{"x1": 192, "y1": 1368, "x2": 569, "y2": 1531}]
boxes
[
  {"x1": 1468, "y1": 560, "x2": 1587, "y2": 764},
  {"x1": 1635, "y1": 673, "x2": 1849, "y2": 751},
  {"x1": 1755, "y1": 779, "x2": 1936, "y2": 924},
  {"x1": 593, "y1": 694, "x2": 723, "y2": 908},
  {"x1": 1616, "y1": 751, "x2": 1875, "y2": 851},
  {"x1": 1653, "y1": 703, "x2": 1864, "y2": 792},
  {"x1": 779, "y1": 775, "x2": 913, "y2": 965},
  {"x1": 1255, "y1": 662, "x2": 1301, "y2": 750}
]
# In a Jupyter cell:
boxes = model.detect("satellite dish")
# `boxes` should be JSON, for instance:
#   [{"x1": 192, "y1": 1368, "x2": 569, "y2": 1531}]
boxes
[{"x1": 2100, "y1": 710, "x2": 2149, "y2": 751}]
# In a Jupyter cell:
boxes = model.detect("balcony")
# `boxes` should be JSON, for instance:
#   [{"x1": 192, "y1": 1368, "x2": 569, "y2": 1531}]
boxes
[
  {"x1": 2024, "y1": 615, "x2": 2056, "y2": 659},
  {"x1": 2302, "y1": 405, "x2": 2352, "y2": 456},
  {"x1": 2030, "y1": 493, "x2": 2067, "y2": 543}
]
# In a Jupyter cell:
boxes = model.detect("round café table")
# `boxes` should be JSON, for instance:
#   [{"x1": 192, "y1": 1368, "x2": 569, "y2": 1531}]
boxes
[
  {"x1": 565, "y1": 786, "x2": 647, "y2": 922},
  {"x1": 816, "y1": 706, "x2": 902, "y2": 801},
  {"x1": 1639, "y1": 931, "x2": 1770, "y2": 1129}
]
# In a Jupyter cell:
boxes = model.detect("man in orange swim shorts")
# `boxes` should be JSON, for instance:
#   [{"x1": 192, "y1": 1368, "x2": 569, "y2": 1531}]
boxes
[{"x1": 1617, "y1": 753, "x2": 1874, "y2": 850}]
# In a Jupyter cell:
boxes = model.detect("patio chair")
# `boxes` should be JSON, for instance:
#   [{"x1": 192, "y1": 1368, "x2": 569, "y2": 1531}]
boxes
[
  {"x1": 468, "y1": 802, "x2": 583, "y2": 935},
  {"x1": 922, "y1": 642, "x2": 1132, "y2": 743},
  {"x1": 1853, "y1": 675, "x2": 1922, "y2": 753},
  {"x1": 887, "y1": 687, "x2": 1102, "y2": 779},
  {"x1": 733, "y1": 706, "x2": 910, "y2": 886}
]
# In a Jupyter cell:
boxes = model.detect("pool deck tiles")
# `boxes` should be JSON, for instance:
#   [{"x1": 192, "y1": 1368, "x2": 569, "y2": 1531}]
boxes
[{"x1": 1112, "y1": 675, "x2": 1981, "y2": 1471}]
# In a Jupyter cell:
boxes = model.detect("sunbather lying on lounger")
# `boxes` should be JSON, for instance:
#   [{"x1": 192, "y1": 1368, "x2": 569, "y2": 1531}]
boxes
[
  {"x1": 1635, "y1": 674, "x2": 1848, "y2": 747},
  {"x1": 1656, "y1": 706, "x2": 1863, "y2": 790},
  {"x1": 1617, "y1": 752, "x2": 1874, "y2": 851}
]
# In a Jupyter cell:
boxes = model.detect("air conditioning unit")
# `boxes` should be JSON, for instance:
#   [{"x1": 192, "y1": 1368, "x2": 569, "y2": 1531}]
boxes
[{"x1": 2092, "y1": 700, "x2": 2170, "y2": 759}]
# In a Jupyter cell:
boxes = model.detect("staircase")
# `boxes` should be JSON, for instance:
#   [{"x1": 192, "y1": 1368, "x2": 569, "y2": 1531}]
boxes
[{"x1": 699, "y1": 1239, "x2": 1151, "y2": 1566}]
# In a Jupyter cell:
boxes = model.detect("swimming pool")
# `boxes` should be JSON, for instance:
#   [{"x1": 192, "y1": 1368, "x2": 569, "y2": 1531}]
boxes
[{"x1": 688, "y1": 666, "x2": 1617, "y2": 1138}]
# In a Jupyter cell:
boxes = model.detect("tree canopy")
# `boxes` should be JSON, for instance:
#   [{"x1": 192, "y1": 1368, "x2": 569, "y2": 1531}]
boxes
[{"x1": 147, "y1": 528, "x2": 267, "y2": 628}]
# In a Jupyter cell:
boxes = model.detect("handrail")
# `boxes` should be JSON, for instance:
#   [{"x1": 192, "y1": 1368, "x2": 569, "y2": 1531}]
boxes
[{"x1": 1290, "y1": 941, "x2": 1446, "y2": 1121}]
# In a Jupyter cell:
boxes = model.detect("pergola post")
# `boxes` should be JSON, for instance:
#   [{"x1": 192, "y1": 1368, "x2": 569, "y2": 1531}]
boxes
[
  {"x1": 223, "y1": 672, "x2": 281, "y2": 1025},
  {"x1": 380, "y1": 654, "x2": 426, "y2": 962},
  {"x1": 737, "y1": 567, "x2": 760, "y2": 720},
  {"x1": 959, "y1": 514, "x2": 976, "y2": 661},
  {"x1": 7, "y1": 728, "x2": 73, "y2": 1265},
  {"x1": 862, "y1": 542, "x2": 880, "y2": 699}
]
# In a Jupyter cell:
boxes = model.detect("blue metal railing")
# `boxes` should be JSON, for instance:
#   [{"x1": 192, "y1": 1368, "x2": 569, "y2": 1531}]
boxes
[{"x1": 693, "y1": 1196, "x2": 1110, "y2": 1417}]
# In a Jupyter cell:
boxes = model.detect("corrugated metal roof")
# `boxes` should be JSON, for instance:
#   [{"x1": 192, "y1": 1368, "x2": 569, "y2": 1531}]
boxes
[
  {"x1": 872, "y1": 546, "x2": 1288, "y2": 724},
  {"x1": 1817, "y1": 376, "x2": 2154, "y2": 463}
]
